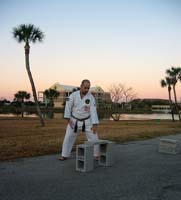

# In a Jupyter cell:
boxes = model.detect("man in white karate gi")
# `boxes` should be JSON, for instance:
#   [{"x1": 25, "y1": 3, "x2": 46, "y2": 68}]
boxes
[{"x1": 59, "y1": 79, "x2": 99, "y2": 160}]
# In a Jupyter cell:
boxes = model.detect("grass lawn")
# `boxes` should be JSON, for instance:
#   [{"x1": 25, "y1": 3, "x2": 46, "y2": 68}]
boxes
[{"x1": 0, "y1": 117, "x2": 181, "y2": 161}]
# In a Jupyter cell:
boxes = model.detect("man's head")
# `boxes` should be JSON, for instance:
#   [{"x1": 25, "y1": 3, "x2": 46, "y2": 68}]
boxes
[{"x1": 80, "y1": 79, "x2": 91, "y2": 95}]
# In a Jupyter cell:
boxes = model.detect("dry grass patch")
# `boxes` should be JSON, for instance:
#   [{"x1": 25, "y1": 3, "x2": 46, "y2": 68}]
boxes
[
  {"x1": 0, "y1": 117, "x2": 181, "y2": 160},
  {"x1": 99, "y1": 120, "x2": 181, "y2": 142}
]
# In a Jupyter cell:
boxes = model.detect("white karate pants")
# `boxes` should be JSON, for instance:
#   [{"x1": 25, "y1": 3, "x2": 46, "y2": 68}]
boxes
[{"x1": 61, "y1": 118, "x2": 99, "y2": 157}]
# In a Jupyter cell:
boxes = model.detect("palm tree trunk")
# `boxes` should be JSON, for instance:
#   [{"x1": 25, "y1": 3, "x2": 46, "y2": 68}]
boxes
[
  {"x1": 24, "y1": 43, "x2": 45, "y2": 126},
  {"x1": 173, "y1": 85, "x2": 181, "y2": 121},
  {"x1": 168, "y1": 89, "x2": 174, "y2": 122}
]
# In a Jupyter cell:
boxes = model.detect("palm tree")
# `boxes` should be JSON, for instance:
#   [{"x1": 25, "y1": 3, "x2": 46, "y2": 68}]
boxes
[
  {"x1": 12, "y1": 24, "x2": 45, "y2": 126},
  {"x1": 166, "y1": 67, "x2": 181, "y2": 121},
  {"x1": 14, "y1": 91, "x2": 30, "y2": 118},
  {"x1": 44, "y1": 88, "x2": 60, "y2": 107},
  {"x1": 160, "y1": 77, "x2": 175, "y2": 121}
]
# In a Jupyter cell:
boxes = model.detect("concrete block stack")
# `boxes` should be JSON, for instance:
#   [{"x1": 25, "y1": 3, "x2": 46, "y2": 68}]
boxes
[
  {"x1": 99, "y1": 141, "x2": 115, "y2": 166},
  {"x1": 76, "y1": 140, "x2": 115, "y2": 172},
  {"x1": 76, "y1": 144, "x2": 94, "y2": 172}
]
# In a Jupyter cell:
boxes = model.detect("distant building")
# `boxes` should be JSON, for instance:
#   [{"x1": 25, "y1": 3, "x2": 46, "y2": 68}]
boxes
[
  {"x1": 151, "y1": 105, "x2": 171, "y2": 113},
  {"x1": 130, "y1": 98, "x2": 170, "y2": 104},
  {"x1": 129, "y1": 98, "x2": 171, "y2": 112},
  {"x1": 38, "y1": 82, "x2": 111, "y2": 108}
]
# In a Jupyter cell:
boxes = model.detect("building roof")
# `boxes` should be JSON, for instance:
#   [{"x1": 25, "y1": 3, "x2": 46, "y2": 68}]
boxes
[
  {"x1": 50, "y1": 83, "x2": 105, "y2": 93},
  {"x1": 50, "y1": 83, "x2": 77, "y2": 92},
  {"x1": 89, "y1": 86, "x2": 104, "y2": 93}
]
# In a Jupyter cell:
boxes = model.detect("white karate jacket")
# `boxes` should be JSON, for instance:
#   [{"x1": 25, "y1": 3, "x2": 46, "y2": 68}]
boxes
[{"x1": 64, "y1": 90, "x2": 99, "y2": 125}]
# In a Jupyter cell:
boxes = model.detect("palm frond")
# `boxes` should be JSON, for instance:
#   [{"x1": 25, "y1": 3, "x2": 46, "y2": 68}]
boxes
[
  {"x1": 166, "y1": 69, "x2": 173, "y2": 77},
  {"x1": 160, "y1": 79, "x2": 166, "y2": 87},
  {"x1": 12, "y1": 24, "x2": 44, "y2": 44},
  {"x1": 165, "y1": 77, "x2": 172, "y2": 85},
  {"x1": 166, "y1": 66, "x2": 181, "y2": 79},
  {"x1": 12, "y1": 26, "x2": 25, "y2": 43},
  {"x1": 31, "y1": 28, "x2": 45, "y2": 43}
]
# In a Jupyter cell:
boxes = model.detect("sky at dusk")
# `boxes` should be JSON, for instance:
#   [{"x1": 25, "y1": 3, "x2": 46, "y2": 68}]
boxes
[{"x1": 1, "y1": 0, "x2": 181, "y2": 101}]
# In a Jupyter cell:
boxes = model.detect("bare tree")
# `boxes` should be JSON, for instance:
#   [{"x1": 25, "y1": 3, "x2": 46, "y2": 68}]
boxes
[
  {"x1": 109, "y1": 83, "x2": 136, "y2": 121},
  {"x1": 123, "y1": 87, "x2": 137, "y2": 103},
  {"x1": 109, "y1": 83, "x2": 124, "y2": 103}
]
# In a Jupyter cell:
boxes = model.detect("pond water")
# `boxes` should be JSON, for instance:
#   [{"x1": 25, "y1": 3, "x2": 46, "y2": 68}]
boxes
[
  {"x1": 117, "y1": 113, "x2": 179, "y2": 120},
  {"x1": 0, "y1": 113, "x2": 178, "y2": 120},
  {"x1": 0, "y1": 113, "x2": 38, "y2": 118}
]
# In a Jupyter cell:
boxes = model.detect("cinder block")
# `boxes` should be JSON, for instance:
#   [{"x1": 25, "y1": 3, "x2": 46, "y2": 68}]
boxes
[
  {"x1": 99, "y1": 141, "x2": 115, "y2": 166},
  {"x1": 76, "y1": 144, "x2": 94, "y2": 172},
  {"x1": 84, "y1": 139, "x2": 109, "y2": 145},
  {"x1": 159, "y1": 139, "x2": 179, "y2": 154}
]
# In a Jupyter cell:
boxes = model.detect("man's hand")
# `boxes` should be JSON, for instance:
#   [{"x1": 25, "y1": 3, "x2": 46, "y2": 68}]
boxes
[
  {"x1": 91, "y1": 124, "x2": 98, "y2": 134},
  {"x1": 67, "y1": 119, "x2": 74, "y2": 129}
]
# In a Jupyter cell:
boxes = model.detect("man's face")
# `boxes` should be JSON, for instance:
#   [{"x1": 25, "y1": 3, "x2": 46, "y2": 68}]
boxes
[{"x1": 80, "y1": 82, "x2": 90, "y2": 95}]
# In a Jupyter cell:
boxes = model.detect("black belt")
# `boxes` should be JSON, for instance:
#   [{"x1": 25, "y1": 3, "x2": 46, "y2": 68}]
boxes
[{"x1": 71, "y1": 115, "x2": 90, "y2": 133}]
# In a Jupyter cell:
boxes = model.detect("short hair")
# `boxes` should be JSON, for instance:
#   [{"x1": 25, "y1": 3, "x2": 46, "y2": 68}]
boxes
[{"x1": 81, "y1": 79, "x2": 90, "y2": 85}]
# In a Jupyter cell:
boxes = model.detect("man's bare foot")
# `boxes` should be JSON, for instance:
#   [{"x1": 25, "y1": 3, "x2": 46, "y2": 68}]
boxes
[
  {"x1": 95, "y1": 156, "x2": 99, "y2": 161},
  {"x1": 59, "y1": 156, "x2": 68, "y2": 161}
]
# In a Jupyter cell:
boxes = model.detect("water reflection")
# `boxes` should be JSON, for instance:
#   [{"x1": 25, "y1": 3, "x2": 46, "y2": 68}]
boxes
[
  {"x1": 0, "y1": 113, "x2": 179, "y2": 120},
  {"x1": 117, "y1": 113, "x2": 179, "y2": 120},
  {"x1": 0, "y1": 113, "x2": 38, "y2": 118}
]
